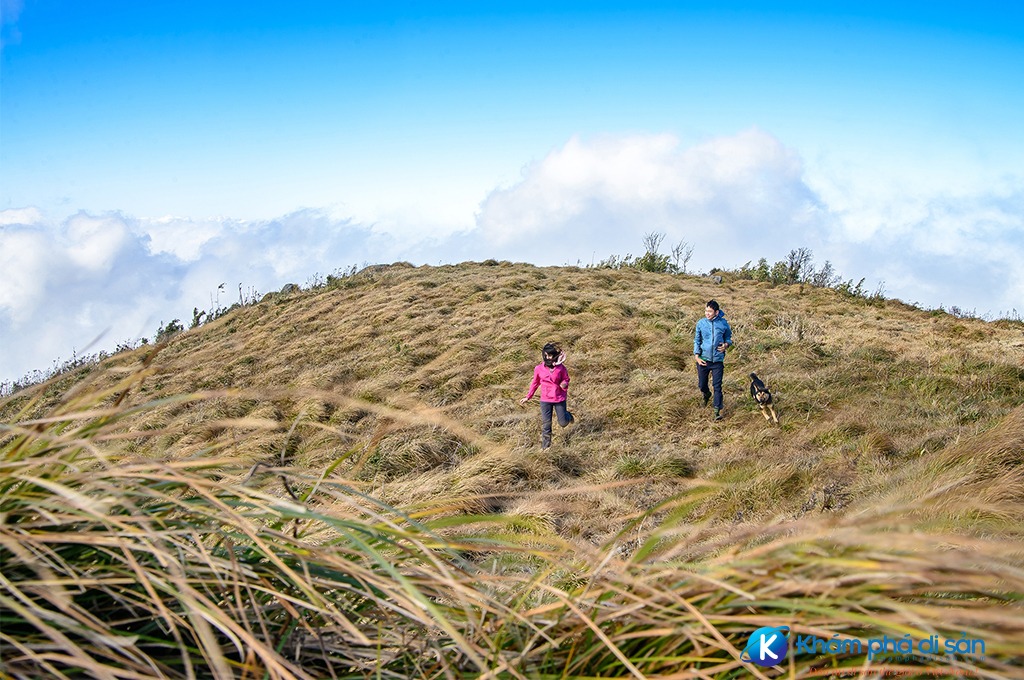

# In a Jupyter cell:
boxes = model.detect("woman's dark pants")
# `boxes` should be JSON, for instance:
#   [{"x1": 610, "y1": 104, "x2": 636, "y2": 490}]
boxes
[{"x1": 540, "y1": 400, "x2": 574, "y2": 449}]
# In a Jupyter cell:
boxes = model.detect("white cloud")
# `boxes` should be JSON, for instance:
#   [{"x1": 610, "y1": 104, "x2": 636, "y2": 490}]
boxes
[
  {"x1": 0, "y1": 209, "x2": 413, "y2": 386},
  {"x1": 0, "y1": 226, "x2": 54, "y2": 322},
  {"x1": 64, "y1": 213, "x2": 134, "y2": 272},
  {"x1": 474, "y1": 128, "x2": 831, "y2": 267},
  {"x1": 471, "y1": 129, "x2": 1022, "y2": 316},
  {"x1": 844, "y1": 188, "x2": 1024, "y2": 315},
  {"x1": 143, "y1": 215, "x2": 227, "y2": 261},
  {"x1": 0, "y1": 206, "x2": 42, "y2": 226}
]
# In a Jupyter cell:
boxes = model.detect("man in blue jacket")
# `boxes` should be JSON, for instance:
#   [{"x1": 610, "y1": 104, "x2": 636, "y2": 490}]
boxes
[{"x1": 694, "y1": 299, "x2": 732, "y2": 421}]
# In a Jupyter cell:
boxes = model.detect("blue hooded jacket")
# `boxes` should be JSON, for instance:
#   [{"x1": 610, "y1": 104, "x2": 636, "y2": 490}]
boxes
[{"x1": 694, "y1": 311, "x2": 732, "y2": 362}]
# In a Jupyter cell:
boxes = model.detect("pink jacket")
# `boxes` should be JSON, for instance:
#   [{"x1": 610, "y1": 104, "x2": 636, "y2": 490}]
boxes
[{"x1": 525, "y1": 364, "x2": 570, "y2": 403}]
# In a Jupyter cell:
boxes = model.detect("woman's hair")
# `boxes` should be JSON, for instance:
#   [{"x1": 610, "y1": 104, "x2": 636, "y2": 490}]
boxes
[
  {"x1": 706, "y1": 299, "x2": 720, "y2": 312},
  {"x1": 541, "y1": 342, "x2": 562, "y2": 367}
]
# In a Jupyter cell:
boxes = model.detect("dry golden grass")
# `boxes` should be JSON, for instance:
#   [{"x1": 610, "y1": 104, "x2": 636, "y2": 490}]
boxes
[
  {"x1": 3, "y1": 280, "x2": 1024, "y2": 678},
  {"x1": 4, "y1": 261, "x2": 1023, "y2": 546}
]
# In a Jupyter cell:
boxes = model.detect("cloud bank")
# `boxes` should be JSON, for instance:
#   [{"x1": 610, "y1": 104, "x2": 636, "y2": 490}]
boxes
[
  {"x1": 0, "y1": 209, "x2": 409, "y2": 386},
  {"x1": 474, "y1": 128, "x2": 831, "y2": 266},
  {"x1": 471, "y1": 129, "x2": 1022, "y2": 317},
  {"x1": 3, "y1": 128, "x2": 1021, "y2": 385},
  {"x1": 849, "y1": 188, "x2": 1024, "y2": 315}
]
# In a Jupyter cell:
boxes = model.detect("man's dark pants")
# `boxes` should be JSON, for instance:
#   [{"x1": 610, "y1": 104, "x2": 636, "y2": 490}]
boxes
[{"x1": 697, "y1": 361, "x2": 724, "y2": 411}]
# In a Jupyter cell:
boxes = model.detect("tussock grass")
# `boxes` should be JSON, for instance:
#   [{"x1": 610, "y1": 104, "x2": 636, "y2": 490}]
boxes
[{"x1": 2, "y1": 368, "x2": 1024, "y2": 678}]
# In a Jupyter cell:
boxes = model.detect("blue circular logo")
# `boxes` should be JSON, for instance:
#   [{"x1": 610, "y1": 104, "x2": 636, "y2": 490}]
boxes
[{"x1": 742, "y1": 626, "x2": 790, "y2": 667}]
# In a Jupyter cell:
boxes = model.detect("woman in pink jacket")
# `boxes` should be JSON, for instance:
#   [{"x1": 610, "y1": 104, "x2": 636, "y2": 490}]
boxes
[{"x1": 519, "y1": 342, "x2": 574, "y2": 449}]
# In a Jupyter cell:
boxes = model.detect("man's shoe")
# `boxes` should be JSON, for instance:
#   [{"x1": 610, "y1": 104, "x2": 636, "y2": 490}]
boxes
[
  {"x1": 713, "y1": 408, "x2": 723, "y2": 421},
  {"x1": 702, "y1": 393, "x2": 711, "y2": 407}
]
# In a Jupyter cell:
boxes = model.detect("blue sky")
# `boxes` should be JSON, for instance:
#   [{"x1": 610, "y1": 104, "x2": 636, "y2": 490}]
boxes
[{"x1": 2, "y1": 1, "x2": 1023, "y2": 384}]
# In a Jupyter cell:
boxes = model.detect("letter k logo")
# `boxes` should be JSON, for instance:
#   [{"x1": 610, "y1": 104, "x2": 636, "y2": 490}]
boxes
[
  {"x1": 742, "y1": 625, "x2": 789, "y2": 667},
  {"x1": 760, "y1": 633, "x2": 779, "y2": 661}
]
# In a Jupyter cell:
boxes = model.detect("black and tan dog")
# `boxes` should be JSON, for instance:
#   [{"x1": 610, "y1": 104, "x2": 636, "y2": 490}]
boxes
[{"x1": 749, "y1": 372, "x2": 779, "y2": 423}]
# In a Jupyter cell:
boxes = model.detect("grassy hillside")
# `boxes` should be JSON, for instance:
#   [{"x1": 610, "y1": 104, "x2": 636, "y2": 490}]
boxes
[
  {"x1": 3, "y1": 261, "x2": 1023, "y2": 678},
  {"x1": 12, "y1": 261, "x2": 1023, "y2": 539}
]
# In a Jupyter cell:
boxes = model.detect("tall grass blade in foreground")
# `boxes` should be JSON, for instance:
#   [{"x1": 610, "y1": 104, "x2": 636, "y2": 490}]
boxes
[{"x1": 2, "y1": 367, "x2": 1023, "y2": 678}]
